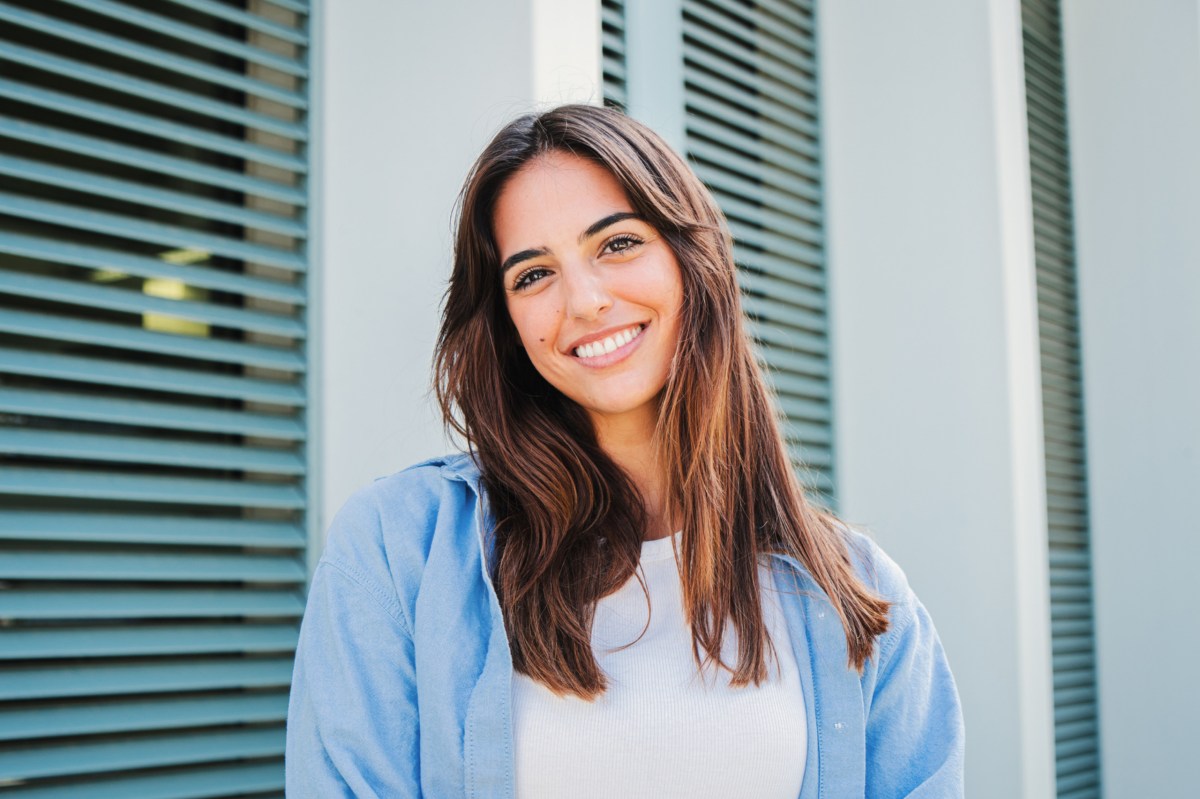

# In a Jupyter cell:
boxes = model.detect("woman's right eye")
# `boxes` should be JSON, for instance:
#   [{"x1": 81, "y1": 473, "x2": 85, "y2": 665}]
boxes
[{"x1": 512, "y1": 267, "x2": 551, "y2": 291}]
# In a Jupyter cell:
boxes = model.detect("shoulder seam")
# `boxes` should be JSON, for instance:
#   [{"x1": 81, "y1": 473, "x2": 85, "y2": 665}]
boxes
[
  {"x1": 877, "y1": 595, "x2": 917, "y2": 665},
  {"x1": 319, "y1": 559, "x2": 414, "y2": 637}
]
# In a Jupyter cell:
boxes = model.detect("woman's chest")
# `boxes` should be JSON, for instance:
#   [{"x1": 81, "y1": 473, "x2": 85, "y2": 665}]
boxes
[{"x1": 509, "y1": 559, "x2": 808, "y2": 799}]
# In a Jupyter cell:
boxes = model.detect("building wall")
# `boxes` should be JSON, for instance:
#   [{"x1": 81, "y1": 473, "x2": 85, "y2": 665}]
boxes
[
  {"x1": 819, "y1": 2, "x2": 1056, "y2": 796},
  {"x1": 315, "y1": 0, "x2": 1200, "y2": 795},
  {"x1": 317, "y1": 0, "x2": 600, "y2": 543},
  {"x1": 1062, "y1": 1, "x2": 1200, "y2": 795}
]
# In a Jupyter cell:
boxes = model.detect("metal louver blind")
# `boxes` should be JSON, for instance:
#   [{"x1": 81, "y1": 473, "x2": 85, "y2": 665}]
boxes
[
  {"x1": 682, "y1": 0, "x2": 833, "y2": 505},
  {"x1": 600, "y1": 0, "x2": 626, "y2": 110},
  {"x1": 0, "y1": 0, "x2": 310, "y2": 795},
  {"x1": 1022, "y1": 1, "x2": 1102, "y2": 796}
]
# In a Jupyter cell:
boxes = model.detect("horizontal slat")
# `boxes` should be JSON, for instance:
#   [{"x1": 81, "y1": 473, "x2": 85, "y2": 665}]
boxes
[
  {"x1": 0, "y1": 427, "x2": 305, "y2": 474},
  {"x1": 684, "y1": 0, "x2": 813, "y2": 76},
  {"x1": 703, "y1": 0, "x2": 811, "y2": 37},
  {"x1": 0, "y1": 308, "x2": 305, "y2": 371},
  {"x1": 166, "y1": 0, "x2": 308, "y2": 45},
  {"x1": 0, "y1": 623, "x2": 299, "y2": 660},
  {"x1": 0, "y1": 116, "x2": 306, "y2": 206},
  {"x1": 762, "y1": 367, "x2": 829, "y2": 402},
  {"x1": 0, "y1": 270, "x2": 305, "y2": 338},
  {"x1": 726, "y1": 216, "x2": 822, "y2": 268},
  {"x1": 0, "y1": 42, "x2": 307, "y2": 141},
  {"x1": 747, "y1": 318, "x2": 827, "y2": 356},
  {"x1": 752, "y1": 341, "x2": 827, "y2": 380},
  {"x1": 0, "y1": 692, "x2": 289, "y2": 741},
  {"x1": 713, "y1": 185, "x2": 821, "y2": 245},
  {"x1": 736, "y1": 246, "x2": 824, "y2": 292},
  {"x1": 685, "y1": 63, "x2": 817, "y2": 142},
  {"x1": 690, "y1": 136, "x2": 820, "y2": 202},
  {"x1": 263, "y1": 0, "x2": 310, "y2": 13},
  {"x1": 0, "y1": 3, "x2": 306, "y2": 108},
  {"x1": 0, "y1": 760, "x2": 283, "y2": 799},
  {"x1": 0, "y1": 511, "x2": 304, "y2": 548},
  {"x1": 2, "y1": 758, "x2": 283, "y2": 796},
  {"x1": 693, "y1": 160, "x2": 820, "y2": 226},
  {"x1": 602, "y1": 2, "x2": 624, "y2": 30},
  {"x1": 57, "y1": 0, "x2": 307, "y2": 77},
  {"x1": 0, "y1": 153, "x2": 307, "y2": 238},
  {"x1": 0, "y1": 466, "x2": 306, "y2": 508},
  {"x1": 0, "y1": 348, "x2": 306, "y2": 405},
  {"x1": 0, "y1": 588, "x2": 304, "y2": 619},
  {"x1": 0, "y1": 550, "x2": 305, "y2": 583},
  {"x1": 684, "y1": 20, "x2": 815, "y2": 110},
  {"x1": 742, "y1": 293, "x2": 825, "y2": 336},
  {"x1": 774, "y1": 393, "x2": 831, "y2": 425},
  {"x1": 0, "y1": 232, "x2": 306, "y2": 304},
  {"x1": 0, "y1": 387, "x2": 305, "y2": 440},
  {"x1": 0, "y1": 193, "x2": 306, "y2": 272},
  {"x1": 738, "y1": 268, "x2": 822, "y2": 311},
  {"x1": 0, "y1": 725, "x2": 285, "y2": 781},
  {"x1": 0, "y1": 79, "x2": 306, "y2": 173},
  {"x1": 688, "y1": 112, "x2": 820, "y2": 178},
  {"x1": 0, "y1": 657, "x2": 295, "y2": 701}
]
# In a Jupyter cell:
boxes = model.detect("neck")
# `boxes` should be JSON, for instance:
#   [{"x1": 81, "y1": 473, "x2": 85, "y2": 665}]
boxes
[{"x1": 589, "y1": 405, "x2": 673, "y2": 540}]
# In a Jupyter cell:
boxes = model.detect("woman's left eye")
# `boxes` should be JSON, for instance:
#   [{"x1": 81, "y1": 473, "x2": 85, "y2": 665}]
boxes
[{"x1": 603, "y1": 234, "x2": 644, "y2": 255}]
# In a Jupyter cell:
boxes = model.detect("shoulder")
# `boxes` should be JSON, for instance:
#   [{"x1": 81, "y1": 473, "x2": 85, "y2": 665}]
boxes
[
  {"x1": 837, "y1": 524, "x2": 924, "y2": 657},
  {"x1": 839, "y1": 526, "x2": 915, "y2": 607},
  {"x1": 317, "y1": 453, "x2": 483, "y2": 609}
]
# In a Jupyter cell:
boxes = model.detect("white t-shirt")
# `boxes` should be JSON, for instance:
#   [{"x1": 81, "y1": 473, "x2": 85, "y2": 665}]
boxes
[{"x1": 512, "y1": 531, "x2": 807, "y2": 798}]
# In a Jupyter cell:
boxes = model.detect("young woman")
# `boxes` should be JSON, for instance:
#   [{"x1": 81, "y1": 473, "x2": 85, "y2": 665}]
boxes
[{"x1": 286, "y1": 104, "x2": 964, "y2": 798}]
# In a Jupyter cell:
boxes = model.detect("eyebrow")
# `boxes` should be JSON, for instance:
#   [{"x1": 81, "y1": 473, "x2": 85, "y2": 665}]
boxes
[
  {"x1": 579, "y1": 211, "x2": 643, "y2": 243},
  {"x1": 500, "y1": 247, "x2": 549, "y2": 275},
  {"x1": 499, "y1": 212, "x2": 645, "y2": 274}
]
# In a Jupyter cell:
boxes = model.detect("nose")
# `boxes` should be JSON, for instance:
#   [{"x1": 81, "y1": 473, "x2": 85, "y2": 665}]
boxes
[{"x1": 562, "y1": 261, "x2": 613, "y2": 321}]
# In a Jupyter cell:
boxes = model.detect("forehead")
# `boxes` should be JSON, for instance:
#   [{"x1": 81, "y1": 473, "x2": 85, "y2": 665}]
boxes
[{"x1": 492, "y1": 152, "x2": 634, "y2": 254}]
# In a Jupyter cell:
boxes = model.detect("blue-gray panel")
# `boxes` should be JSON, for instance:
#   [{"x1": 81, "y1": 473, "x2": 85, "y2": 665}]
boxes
[
  {"x1": 682, "y1": 0, "x2": 832, "y2": 500},
  {"x1": 1022, "y1": 0, "x2": 1103, "y2": 796},
  {"x1": 0, "y1": 0, "x2": 310, "y2": 792}
]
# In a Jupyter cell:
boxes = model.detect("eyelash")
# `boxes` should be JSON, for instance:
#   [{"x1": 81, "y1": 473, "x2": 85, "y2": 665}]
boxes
[
  {"x1": 512, "y1": 267, "x2": 552, "y2": 291},
  {"x1": 510, "y1": 233, "x2": 646, "y2": 291},
  {"x1": 603, "y1": 233, "x2": 644, "y2": 255}
]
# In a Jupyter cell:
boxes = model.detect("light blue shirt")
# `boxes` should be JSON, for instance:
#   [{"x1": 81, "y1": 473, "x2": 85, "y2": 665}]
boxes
[{"x1": 286, "y1": 453, "x2": 965, "y2": 797}]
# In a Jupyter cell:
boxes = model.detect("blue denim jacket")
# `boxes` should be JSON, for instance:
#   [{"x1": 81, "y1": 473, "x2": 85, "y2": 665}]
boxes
[{"x1": 286, "y1": 454, "x2": 964, "y2": 797}]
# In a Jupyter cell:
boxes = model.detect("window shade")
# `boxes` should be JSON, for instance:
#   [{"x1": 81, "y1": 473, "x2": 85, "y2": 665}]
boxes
[
  {"x1": 682, "y1": 0, "x2": 833, "y2": 505},
  {"x1": 0, "y1": 0, "x2": 310, "y2": 795},
  {"x1": 1022, "y1": 1, "x2": 1103, "y2": 796}
]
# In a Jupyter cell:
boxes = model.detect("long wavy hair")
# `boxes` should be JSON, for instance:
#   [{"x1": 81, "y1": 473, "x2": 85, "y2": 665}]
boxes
[{"x1": 435, "y1": 104, "x2": 890, "y2": 698}]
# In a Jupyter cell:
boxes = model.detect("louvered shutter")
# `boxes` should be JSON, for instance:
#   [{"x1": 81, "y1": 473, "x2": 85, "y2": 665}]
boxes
[
  {"x1": 1022, "y1": 1, "x2": 1103, "y2": 796},
  {"x1": 0, "y1": 0, "x2": 310, "y2": 795},
  {"x1": 601, "y1": 0, "x2": 627, "y2": 111},
  {"x1": 681, "y1": 0, "x2": 833, "y2": 505}
]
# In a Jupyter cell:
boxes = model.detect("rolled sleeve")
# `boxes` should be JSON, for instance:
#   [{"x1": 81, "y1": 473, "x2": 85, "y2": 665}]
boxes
[{"x1": 865, "y1": 594, "x2": 965, "y2": 798}]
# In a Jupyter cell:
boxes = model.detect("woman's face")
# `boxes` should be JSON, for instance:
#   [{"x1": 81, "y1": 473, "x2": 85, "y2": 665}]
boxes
[{"x1": 493, "y1": 150, "x2": 684, "y2": 430}]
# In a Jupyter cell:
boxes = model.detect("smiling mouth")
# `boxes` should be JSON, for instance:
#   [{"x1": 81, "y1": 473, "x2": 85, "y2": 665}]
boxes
[{"x1": 572, "y1": 323, "x2": 646, "y2": 359}]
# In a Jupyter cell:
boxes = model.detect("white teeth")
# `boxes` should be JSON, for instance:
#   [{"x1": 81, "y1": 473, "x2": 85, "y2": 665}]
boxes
[{"x1": 574, "y1": 324, "x2": 645, "y2": 359}]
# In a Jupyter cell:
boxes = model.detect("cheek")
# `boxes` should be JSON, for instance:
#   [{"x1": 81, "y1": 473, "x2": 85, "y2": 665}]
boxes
[{"x1": 507, "y1": 301, "x2": 561, "y2": 357}]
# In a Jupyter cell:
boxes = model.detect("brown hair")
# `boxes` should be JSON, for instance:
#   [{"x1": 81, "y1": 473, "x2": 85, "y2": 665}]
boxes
[{"x1": 435, "y1": 104, "x2": 889, "y2": 698}]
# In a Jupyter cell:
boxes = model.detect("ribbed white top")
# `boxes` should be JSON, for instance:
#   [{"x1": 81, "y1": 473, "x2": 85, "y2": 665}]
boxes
[{"x1": 511, "y1": 532, "x2": 807, "y2": 798}]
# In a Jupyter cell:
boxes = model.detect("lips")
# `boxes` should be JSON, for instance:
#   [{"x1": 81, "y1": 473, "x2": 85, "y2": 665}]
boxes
[{"x1": 571, "y1": 323, "x2": 646, "y2": 359}]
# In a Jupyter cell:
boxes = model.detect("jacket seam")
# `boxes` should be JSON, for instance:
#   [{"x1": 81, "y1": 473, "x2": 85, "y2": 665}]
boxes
[
  {"x1": 320, "y1": 559, "x2": 414, "y2": 637},
  {"x1": 877, "y1": 598, "x2": 916, "y2": 666}
]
